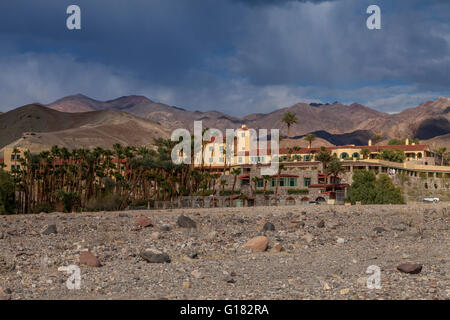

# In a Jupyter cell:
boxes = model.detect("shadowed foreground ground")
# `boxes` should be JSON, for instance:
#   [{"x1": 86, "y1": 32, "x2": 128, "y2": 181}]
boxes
[{"x1": 0, "y1": 203, "x2": 449, "y2": 300}]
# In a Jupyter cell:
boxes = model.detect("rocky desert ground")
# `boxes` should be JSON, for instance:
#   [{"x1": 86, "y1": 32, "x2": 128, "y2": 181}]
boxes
[{"x1": 0, "y1": 203, "x2": 449, "y2": 300}]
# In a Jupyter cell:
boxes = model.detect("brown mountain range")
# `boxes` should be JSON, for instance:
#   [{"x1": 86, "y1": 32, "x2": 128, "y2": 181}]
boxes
[
  {"x1": 1, "y1": 94, "x2": 448, "y2": 154},
  {"x1": 47, "y1": 94, "x2": 450, "y2": 145},
  {"x1": 0, "y1": 104, "x2": 170, "y2": 153}
]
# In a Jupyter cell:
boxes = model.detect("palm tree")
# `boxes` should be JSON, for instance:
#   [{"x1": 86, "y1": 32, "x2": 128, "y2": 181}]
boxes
[
  {"x1": 251, "y1": 176, "x2": 259, "y2": 197},
  {"x1": 304, "y1": 133, "x2": 316, "y2": 149},
  {"x1": 436, "y1": 147, "x2": 447, "y2": 165},
  {"x1": 219, "y1": 179, "x2": 227, "y2": 207},
  {"x1": 361, "y1": 148, "x2": 371, "y2": 160},
  {"x1": 327, "y1": 158, "x2": 345, "y2": 192},
  {"x1": 262, "y1": 175, "x2": 271, "y2": 204},
  {"x1": 281, "y1": 112, "x2": 298, "y2": 137},
  {"x1": 273, "y1": 163, "x2": 285, "y2": 203},
  {"x1": 230, "y1": 168, "x2": 241, "y2": 206},
  {"x1": 315, "y1": 150, "x2": 333, "y2": 184}
]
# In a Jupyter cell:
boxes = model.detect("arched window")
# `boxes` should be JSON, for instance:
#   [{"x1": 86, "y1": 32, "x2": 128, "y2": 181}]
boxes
[
  {"x1": 340, "y1": 152, "x2": 349, "y2": 159},
  {"x1": 417, "y1": 153, "x2": 422, "y2": 159},
  {"x1": 352, "y1": 152, "x2": 360, "y2": 159}
]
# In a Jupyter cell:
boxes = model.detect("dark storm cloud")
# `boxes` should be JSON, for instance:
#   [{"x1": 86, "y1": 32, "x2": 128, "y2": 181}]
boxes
[{"x1": 0, "y1": 0, "x2": 448, "y2": 114}]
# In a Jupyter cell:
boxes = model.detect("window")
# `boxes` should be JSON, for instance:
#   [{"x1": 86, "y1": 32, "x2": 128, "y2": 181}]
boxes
[
  {"x1": 11, "y1": 165, "x2": 15, "y2": 170},
  {"x1": 279, "y1": 178, "x2": 285, "y2": 187},
  {"x1": 241, "y1": 132, "x2": 245, "y2": 138},
  {"x1": 271, "y1": 178, "x2": 276, "y2": 187},
  {"x1": 209, "y1": 158, "x2": 213, "y2": 163},
  {"x1": 16, "y1": 155, "x2": 20, "y2": 160},
  {"x1": 304, "y1": 177, "x2": 311, "y2": 187},
  {"x1": 257, "y1": 179, "x2": 264, "y2": 188},
  {"x1": 16, "y1": 165, "x2": 20, "y2": 170},
  {"x1": 219, "y1": 157, "x2": 224, "y2": 163},
  {"x1": 340, "y1": 152, "x2": 349, "y2": 159},
  {"x1": 352, "y1": 152, "x2": 360, "y2": 158},
  {"x1": 238, "y1": 157, "x2": 243, "y2": 163},
  {"x1": 289, "y1": 178, "x2": 297, "y2": 186},
  {"x1": 11, "y1": 155, "x2": 15, "y2": 160},
  {"x1": 241, "y1": 146, "x2": 245, "y2": 151},
  {"x1": 219, "y1": 146, "x2": 223, "y2": 152},
  {"x1": 209, "y1": 146, "x2": 213, "y2": 151}
]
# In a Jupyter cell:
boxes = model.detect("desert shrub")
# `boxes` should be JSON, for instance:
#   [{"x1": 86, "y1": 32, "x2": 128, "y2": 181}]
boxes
[
  {"x1": 256, "y1": 190, "x2": 274, "y2": 194},
  {"x1": 346, "y1": 171, "x2": 404, "y2": 204},
  {"x1": 219, "y1": 190, "x2": 241, "y2": 196},
  {"x1": 376, "y1": 149, "x2": 405, "y2": 163},
  {"x1": 55, "y1": 190, "x2": 81, "y2": 213},
  {"x1": 373, "y1": 174, "x2": 405, "y2": 204},
  {"x1": 85, "y1": 194, "x2": 122, "y2": 211},
  {"x1": 0, "y1": 170, "x2": 15, "y2": 214},
  {"x1": 33, "y1": 202, "x2": 55, "y2": 214},
  {"x1": 287, "y1": 189, "x2": 309, "y2": 195}
]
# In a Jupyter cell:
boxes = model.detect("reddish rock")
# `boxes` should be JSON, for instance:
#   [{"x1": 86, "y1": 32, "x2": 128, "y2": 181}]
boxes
[
  {"x1": 136, "y1": 216, "x2": 152, "y2": 228},
  {"x1": 397, "y1": 263, "x2": 422, "y2": 274},
  {"x1": 79, "y1": 251, "x2": 102, "y2": 267},
  {"x1": 243, "y1": 236, "x2": 269, "y2": 252}
]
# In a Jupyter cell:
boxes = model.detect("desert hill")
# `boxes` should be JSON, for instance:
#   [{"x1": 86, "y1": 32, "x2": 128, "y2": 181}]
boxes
[{"x1": 0, "y1": 104, "x2": 170, "y2": 153}]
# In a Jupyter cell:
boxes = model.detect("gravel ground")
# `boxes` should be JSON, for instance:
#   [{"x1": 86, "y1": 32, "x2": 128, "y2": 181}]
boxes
[{"x1": 0, "y1": 203, "x2": 449, "y2": 300}]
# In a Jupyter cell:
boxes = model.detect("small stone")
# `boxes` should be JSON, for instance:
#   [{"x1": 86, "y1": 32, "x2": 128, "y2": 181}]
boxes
[
  {"x1": 397, "y1": 263, "x2": 422, "y2": 274},
  {"x1": 392, "y1": 223, "x2": 408, "y2": 232},
  {"x1": 223, "y1": 275, "x2": 235, "y2": 283},
  {"x1": 340, "y1": 288, "x2": 350, "y2": 295},
  {"x1": 41, "y1": 224, "x2": 57, "y2": 235},
  {"x1": 140, "y1": 250, "x2": 171, "y2": 263},
  {"x1": 336, "y1": 238, "x2": 345, "y2": 244},
  {"x1": 79, "y1": 251, "x2": 102, "y2": 267},
  {"x1": 243, "y1": 236, "x2": 269, "y2": 252},
  {"x1": 187, "y1": 251, "x2": 198, "y2": 259},
  {"x1": 159, "y1": 225, "x2": 171, "y2": 232},
  {"x1": 182, "y1": 281, "x2": 191, "y2": 288},
  {"x1": 373, "y1": 227, "x2": 387, "y2": 233},
  {"x1": 271, "y1": 243, "x2": 284, "y2": 252},
  {"x1": 151, "y1": 232, "x2": 161, "y2": 240},
  {"x1": 177, "y1": 215, "x2": 197, "y2": 229},
  {"x1": 136, "y1": 216, "x2": 152, "y2": 228},
  {"x1": 191, "y1": 270, "x2": 202, "y2": 279},
  {"x1": 302, "y1": 233, "x2": 313, "y2": 243},
  {"x1": 322, "y1": 282, "x2": 330, "y2": 290},
  {"x1": 317, "y1": 220, "x2": 325, "y2": 228},
  {"x1": 262, "y1": 222, "x2": 275, "y2": 232},
  {"x1": 207, "y1": 231, "x2": 218, "y2": 240}
]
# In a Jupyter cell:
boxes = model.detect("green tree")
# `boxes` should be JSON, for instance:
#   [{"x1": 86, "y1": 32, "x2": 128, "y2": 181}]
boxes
[
  {"x1": 377, "y1": 149, "x2": 405, "y2": 163},
  {"x1": 373, "y1": 174, "x2": 404, "y2": 204},
  {"x1": 304, "y1": 133, "x2": 316, "y2": 149},
  {"x1": 281, "y1": 112, "x2": 298, "y2": 137},
  {"x1": 346, "y1": 170, "x2": 377, "y2": 204},
  {"x1": 0, "y1": 170, "x2": 16, "y2": 214},
  {"x1": 361, "y1": 148, "x2": 371, "y2": 160}
]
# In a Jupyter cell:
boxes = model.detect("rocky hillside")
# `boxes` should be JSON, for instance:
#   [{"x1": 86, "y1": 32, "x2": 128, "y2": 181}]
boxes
[
  {"x1": 0, "y1": 104, "x2": 170, "y2": 152},
  {"x1": 46, "y1": 95, "x2": 450, "y2": 146},
  {"x1": 0, "y1": 204, "x2": 448, "y2": 300}
]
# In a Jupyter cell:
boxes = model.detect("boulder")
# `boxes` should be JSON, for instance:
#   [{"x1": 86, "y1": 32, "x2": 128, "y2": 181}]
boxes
[
  {"x1": 42, "y1": 224, "x2": 57, "y2": 235},
  {"x1": 177, "y1": 215, "x2": 197, "y2": 229},
  {"x1": 140, "y1": 250, "x2": 171, "y2": 263},
  {"x1": 397, "y1": 263, "x2": 422, "y2": 274},
  {"x1": 243, "y1": 236, "x2": 269, "y2": 252},
  {"x1": 262, "y1": 222, "x2": 275, "y2": 232},
  {"x1": 136, "y1": 216, "x2": 152, "y2": 228},
  {"x1": 79, "y1": 251, "x2": 102, "y2": 267}
]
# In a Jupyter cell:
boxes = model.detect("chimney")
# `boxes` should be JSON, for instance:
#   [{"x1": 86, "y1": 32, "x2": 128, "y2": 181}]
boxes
[
  {"x1": 405, "y1": 138, "x2": 409, "y2": 146},
  {"x1": 368, "y1": 139, "x2": 372, "y2": 146}
]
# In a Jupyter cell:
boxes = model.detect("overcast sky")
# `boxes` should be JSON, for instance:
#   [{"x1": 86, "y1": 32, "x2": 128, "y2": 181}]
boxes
[{"x1": 0, "y1": 0, "x2": 449, "y2": 115}]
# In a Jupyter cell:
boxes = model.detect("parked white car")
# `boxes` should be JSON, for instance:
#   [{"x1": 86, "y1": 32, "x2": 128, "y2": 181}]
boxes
[{"x1": 422, "y1": 197, "x2": 440, "y2": 203}]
